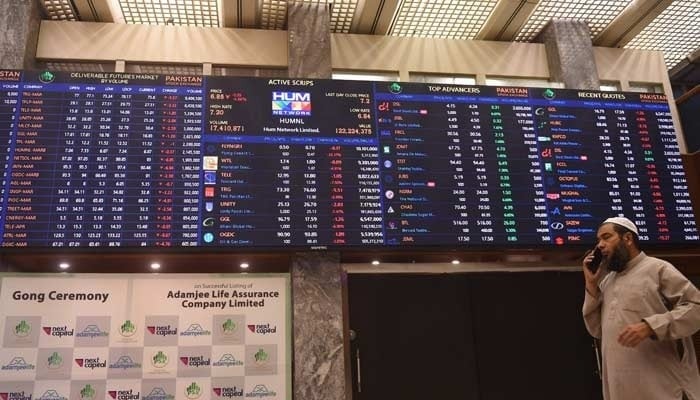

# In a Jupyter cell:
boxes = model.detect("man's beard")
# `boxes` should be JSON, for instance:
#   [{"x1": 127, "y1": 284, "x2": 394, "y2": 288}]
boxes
[{"x1": 606, "y1": 242, "x2": 631, "y2": 272}]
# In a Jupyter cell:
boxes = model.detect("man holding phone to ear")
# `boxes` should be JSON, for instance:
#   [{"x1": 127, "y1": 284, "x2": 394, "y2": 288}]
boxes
[{"x1": 583, "y1": 217, "x2": 700, "y2": 400}]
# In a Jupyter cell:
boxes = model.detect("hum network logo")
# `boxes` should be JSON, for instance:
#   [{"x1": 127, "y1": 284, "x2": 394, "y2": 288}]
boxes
[{"x1": 271, "y1": 91, "x2": 311, "y2": 116}]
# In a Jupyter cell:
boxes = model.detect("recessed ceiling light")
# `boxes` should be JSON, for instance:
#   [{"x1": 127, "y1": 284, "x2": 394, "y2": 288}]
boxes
[
  {"x1": 451, "y1": 259, "x2": 460, "y2": 265},
  {"x1": 58, "y1": 262, "x2": 70, "y2": 270},
  {"x1": 150, "y1": 263, "x2": 161, "y2": 270},
  {"x1": 371, "y1": 260, "x2": 380, "y2": 265},
  {"x1": 240, "y1": 262, "x2": 250, "y2": 269}
]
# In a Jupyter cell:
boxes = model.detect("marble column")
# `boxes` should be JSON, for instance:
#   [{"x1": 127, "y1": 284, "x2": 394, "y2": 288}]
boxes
[
  {"x1": 0, "y1": 0, "x2": 42, "y2": 70},
  {"x1": 537, "y1": 20, "x2": 600, "y2": 90},
  {"x1": 287, "y1": 2, "x2": 347, "y2": 399},
  {"x1": 287, "y1": 2, "x2": 332, "y2": 79},
  {"x1": 291, "y1": 252, "x2": 349, "y2": 400}
]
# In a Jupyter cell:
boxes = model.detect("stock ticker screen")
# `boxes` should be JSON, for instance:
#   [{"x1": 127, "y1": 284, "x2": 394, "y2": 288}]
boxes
[{"x1": 0, "y1": 69, "x2": 697, "y2": 249}]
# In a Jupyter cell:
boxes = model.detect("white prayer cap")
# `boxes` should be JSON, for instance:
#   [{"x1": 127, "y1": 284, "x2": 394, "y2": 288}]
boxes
[{"x1": 602, "y1": 217, "x2": 639, "y2": 236}]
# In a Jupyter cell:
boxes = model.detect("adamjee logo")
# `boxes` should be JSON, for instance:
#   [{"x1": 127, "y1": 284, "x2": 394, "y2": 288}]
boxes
[
  {"x1": 212, "y1": 386, "x2": 243, "y2": 398},
  {"x1": 108, "y1": 389, "x2": 141, "y2": 400},
  {"x1": 246, "y1": 323, "x2": 276, "y2": 335},
  {"x1": 147, "y1": 325, "x2": 177, "y2": 337},
  {"x1": 179, "y1": 355, "x2": 211, "y2": 367},
  {"x1": 76, "y1": 324, "x2": 109, "y2": 339},
  {"x1": 42, "y1": 326, "x2": 74, "y2": 338},
  {"x1": 1, "y1": 357, "x2": 36, "y2": 371},
  {"x1": 109, "y1": 355, "x2": 142, "y2": 370},
  {"x1": 142, "y1": 388, "x2": 174, "y2": 400},
  {"x1": 0, "y1": 391, "x2": 32, "y2": 400},
  {"x1": 212, "y1": 353, "x2": 243, "y2": 367},
  {"x1": 180, "y1": 324, "x2": 211, "y2": 337},
  {"x1": 245, "y1": 385, "x2": 277, "y2": 398},
  {"x1": 75, "y1": 357, "x2": 107, "y2": 369},
  {"x1": 37, "y1": 389, "x2": 68, "y2": 400}
]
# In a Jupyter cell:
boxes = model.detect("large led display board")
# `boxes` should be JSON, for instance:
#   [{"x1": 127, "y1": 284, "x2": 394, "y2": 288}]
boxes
[{"x1": 0, "y1": 70, "x2": 696, "y2": 248}]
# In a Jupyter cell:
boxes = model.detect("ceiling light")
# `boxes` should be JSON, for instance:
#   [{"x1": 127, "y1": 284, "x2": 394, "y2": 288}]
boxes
[
  {"x1": 240, "y1": 262, "x2": 250, "y2": 269},
  {"x1": 371, "y1": 260, "x2": 380, "y2": 265},
  {"x1": 451, "y1": 259, "x2": 460, "y2": 265},
  {"x1": 150, "y1": 263, "x2": 161, "y2": 270},
  {"x1": 58, "y1": 262, "x2": 70, "y2": 270}
]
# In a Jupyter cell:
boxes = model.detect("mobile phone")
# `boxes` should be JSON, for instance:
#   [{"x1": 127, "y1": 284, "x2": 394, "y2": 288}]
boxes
[{"x1": 586, "y1": 248, "x2": 603, "y2": 273}]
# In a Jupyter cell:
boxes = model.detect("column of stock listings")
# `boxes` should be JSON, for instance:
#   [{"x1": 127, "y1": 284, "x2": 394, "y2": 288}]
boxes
[{"x1": 0, "y1": 70, "x2": 697, "y2": 248}]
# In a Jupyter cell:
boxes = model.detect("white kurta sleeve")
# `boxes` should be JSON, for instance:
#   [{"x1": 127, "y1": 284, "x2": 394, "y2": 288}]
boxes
[
  {"x1": 643, "y1": 261, "x2": 700, "y2": 341},
  {"x1": 583, "y1": 289, "x2": 603, "y2": 339}
]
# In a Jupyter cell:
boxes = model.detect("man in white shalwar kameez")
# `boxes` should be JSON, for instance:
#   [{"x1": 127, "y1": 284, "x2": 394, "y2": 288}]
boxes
[{"x1": 583, "y1": 217, "x2": 700, "y2": 400}]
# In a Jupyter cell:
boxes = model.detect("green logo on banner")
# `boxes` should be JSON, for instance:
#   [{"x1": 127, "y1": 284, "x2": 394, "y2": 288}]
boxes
[
  {"x1": 152, "y1": 351, "x2": 168, "y2": 368},
  {"x1": 185, "y1": 382, "x2": 201, "y2": 399},
  {"x1": 543, "y1": 88, "x2": 555, "y2": 99},
  {"x1": 222, "y1": 318, "x2": 236, "y2": 333},
  {"x1": 39, "y1": 71, "x2": 55, "y2": 83},
  {"x1": 389, "y1": 82, "x2": 402, "y2": 94},
  {"x1": 254, "y1": 348, "x2": 269, "y2": 363},
  {"x1": 47, "y1": 351, "x2": 63, "y2": 368},
  {"x1": 80, "y1": 384, "x2": 95, "y2": 399},
  {"x1": 15, "y1": 320, "x2": 31, "y2": 336},
  {"x1": 120, "y1": 320, "x2": 136, "y2": 337}
]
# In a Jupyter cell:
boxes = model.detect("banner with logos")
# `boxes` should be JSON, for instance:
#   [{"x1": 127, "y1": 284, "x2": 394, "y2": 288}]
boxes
[{"x1": 0, "y1": 274, "x2": 290, "y2": 400}]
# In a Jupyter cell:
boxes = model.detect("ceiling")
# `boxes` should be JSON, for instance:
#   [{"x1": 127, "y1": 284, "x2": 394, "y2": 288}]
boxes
[{"x1": 38, "y1": 0, "x2": 699, "y2": 87}]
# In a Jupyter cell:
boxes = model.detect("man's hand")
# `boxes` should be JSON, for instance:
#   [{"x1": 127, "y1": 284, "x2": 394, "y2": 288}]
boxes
[
  {"x1": 618, "y1": 322, "x2": 654, "y2": 347},
  {"x1": 583, "y1": 250, "x2": 603, "y2": 296}
]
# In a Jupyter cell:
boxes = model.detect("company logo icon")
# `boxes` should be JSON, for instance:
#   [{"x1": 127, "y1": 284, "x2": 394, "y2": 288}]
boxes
[
  {"x1": 0, "y1": 391, "x2": 32, "y2": 400},
  {"x1": 543, "y1": 88, "x2": 556, "y2": 100},
  {"x1": 75, "y1": 357, "x2": 107, "y2": 369},
  {"x1": 203, "y1": 156, "x2": 218, "y2": 170},
  {"x1": 143, "y1": 387, "x2": 175, "y2": 400},
  {"x1": 39, "y1": 71, "x2": 56, "y2": 83},
  {"x1": 47, "y1": 351, "x2": 63, "y2": 369},
  {"x1": 204, "y1": 171, "x2": 216, "y2": 184},
  {"x1": 212, "y1": 386, "x2": 243, "y2": 398},
  {"x1": 119, "y1": 320, "x2": 137, "y2": 337},
  {"x1": 271, "y1": 91, "x2": 311, "y2": 116},
  {"x1": 151, "y1": 350, "x2": 169, "y2": 368},
  {"x1": 14, "y1": 320, "x2": 31, "y2": 337},
  {"x1": 37, "y1": 389, "x2": 68, "y2": 400},
  {"x1": 221, "y1": 319, "x2": 236, "y2": 335},
  {"x1": 1, "y1": 357, "x2": 35, "y2": 371},
  {"x1": 43, "y1": 326, "x2": 74, "y2": 338},
  {"x1": 80, "y1": 384, "x2": 96, "y2": 400},
  {"x1": 109, "y1": 355, "x2": 142, "y2": 370},
  {"x1": 388, "y1": 82, "x2": 402, "y2": 94},
  {"x1": 147, "y1": 325, "x2": 177, "y2": 336},
  {"x1": 202, "y1": 217, "x2": 215, "y2": 228},
  {"x1": 246, "y1": 324, "x2": 277, "y2": 335},
  {"x1": 185, "y1": 382, "x2": 202, "y2": 399},
  {"x1": 179, "y1": 355, "x2": 210, "y2": 367},
  {"x1": 180, "y1": 324, "x2": 211, "y2": 337},
  {"x1": 108, "y1": 390, "x2": 139, "y2": 400},
  {"x1": 212, "y1": 353, "x2": 243, "y2": 367},
  {"x1": 76, "y1": 324, "x2": 109, "y2": 339},
  {"x1": 245, "y1": 385, "x2": 277, "y2": 398},
  {"x1": 253, "y1": 349, "x2": 269, "y2": 364}
]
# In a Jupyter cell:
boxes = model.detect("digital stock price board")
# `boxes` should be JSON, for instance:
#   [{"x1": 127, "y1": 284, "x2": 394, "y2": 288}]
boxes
[{"x1": 0, "y1": 70, "x2": 696, "y2": 248}]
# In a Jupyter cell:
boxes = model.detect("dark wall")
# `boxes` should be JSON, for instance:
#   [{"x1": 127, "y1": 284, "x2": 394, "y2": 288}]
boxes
[{"x1": 347, "y1": 271, "x2": 603, "y2": 400}]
